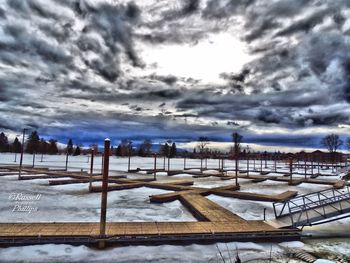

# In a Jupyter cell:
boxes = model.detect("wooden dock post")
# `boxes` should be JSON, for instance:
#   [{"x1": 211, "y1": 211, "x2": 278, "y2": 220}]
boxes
[
  {"x1": 304, "y1": 159, "x2": 307, "y2": 179},
  {"x1": 128, "y1": 151, "x2": 131, "y2": 171},
  {"x1": 32, "y1": 152, "x2": 36, "y2": 168},
  {"x1": 154, "y1": 153, "x2": 157, "y2": 180},
  {"x1": 99, "y1": 139, "x2": 110, "y2": 249},
  {"x1": 101, "y1": 153, "x2": 104, "y2": 173},
  {"x1": 247, "y1": 155, "x2": 250, "y2": 176},
  {"x1": 184, "y1": 156, "x2": 186, "y2": 170},
  {"x1": 89, "y1": 149, "x2": 94, "y2": 192},
  {"x1": 235, "y1": 155, "x2": 239, "y2": 187},
  {"x1": 260, "y1": 155, "x2": 263, "y2": 173},
  {"x1": 289, "y1": 158, "x2": 293, "y2": 182},
  {"x1": 65, "y1": 150, "x2": 69, "y2": 171},
  {"x1": 18, "y1": 128, "x2": 26, "y2": 180}
]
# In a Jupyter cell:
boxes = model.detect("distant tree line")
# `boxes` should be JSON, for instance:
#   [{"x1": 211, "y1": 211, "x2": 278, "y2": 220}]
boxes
[
  {"x1": 1, "y1": 130, "x2": 349, "y2": 160},
  {"x1": 114, "y1": 139, "x2": 177, "y2": 158},
  {"x1": 0, "y1": 131, "x2": 62, "y2": 155}
]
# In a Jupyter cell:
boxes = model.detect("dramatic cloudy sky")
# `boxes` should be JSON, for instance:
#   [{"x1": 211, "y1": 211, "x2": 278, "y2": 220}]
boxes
[{"x1": 1, "y1": 0, "x2": 350, "y2": 149}]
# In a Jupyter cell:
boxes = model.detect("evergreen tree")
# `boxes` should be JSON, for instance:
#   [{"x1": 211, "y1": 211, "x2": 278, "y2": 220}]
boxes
[
  {"x1": 143, "y1": 139, "x2": 152, "y2": 154},
  {"x1": 116, "y1": 145, "x2": 122, "y2": 156},
  {"x1": 170, "y1": 142, "x2": 177, "y2": 158},
  {"x1": 47, "y1": 139, "x2": 58, "y2": 154},
  {"x1": 0, "y1": 132, "x2": 10, "y2": 152},
  {"x1": 73, "y1": 146, "x2": 81, "y2": 156},
  {"x1": 138, "y1": 145, "x2": 146, "y2": 157},
  {"x1": 11, "y1": 137, "x2": 22, "y2": 153},
  {"x1": 39, "y1": 138, "x2": 49, "y2": 154},
  {"x1": 67, "y1": 139, "x2": 74, "y2": 155},
  {"x1": 117, "y1": 139, "x2": 132, "y2": 156},
  {"x1": 26, "y1": 131, "x2": 40, "y2": 154},
  {"x1": 160, "y1": 143, "x2": 170, "y2": 157}
]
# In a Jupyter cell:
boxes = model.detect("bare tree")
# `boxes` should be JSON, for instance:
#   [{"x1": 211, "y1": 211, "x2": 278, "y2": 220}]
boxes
[
  {"x1": 321, "y1": 134, "x2": 343, "y2": 152},
  {"x1": 232, "y1": 132, "x2": 243, "y2": 187},
  {"x1": 143, "y1": 139, "x2": 153, "y2": 154},
  {"x1": 197, "y1": 137, "x2": 209, "y2": 171},
  {"x1": 232, "y1": 132, "x2": 243, "y2": 155},
  {"x1": 197, "y1": 136, "x2": 209, "y2": 154}
]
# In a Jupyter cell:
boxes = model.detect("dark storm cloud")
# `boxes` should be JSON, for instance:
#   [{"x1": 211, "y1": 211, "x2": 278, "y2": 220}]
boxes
[
  {"x1": 202, "y1": 0, "x2": 255, "y2": 19},
  {"x1": 62, "y1": 78, "x2": 183, "y2": 102},
  {"x1": 1, "y1": 0, "x2": 350, "y2": 148},
  {"x1": 148, "y1": 74, "x2": 178, "y2": 85}
]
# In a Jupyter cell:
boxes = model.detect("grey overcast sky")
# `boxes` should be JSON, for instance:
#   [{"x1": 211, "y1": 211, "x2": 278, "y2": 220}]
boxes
[{"x1": 0, "y1": 0, "x2": 350, "y2": 149}]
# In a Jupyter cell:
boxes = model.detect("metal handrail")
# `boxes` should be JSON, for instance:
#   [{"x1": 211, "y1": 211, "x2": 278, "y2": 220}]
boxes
[{"x1": 273, "y1": 186, "x2": 350, "y2": 218}]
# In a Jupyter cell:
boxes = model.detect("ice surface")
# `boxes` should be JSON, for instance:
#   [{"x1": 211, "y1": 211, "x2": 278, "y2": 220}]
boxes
[
  {"x1": 0, "y1": 175, "x2": 196, "y2": 222},
  {"x1": 0, "y1": 153, "x2": 349, "y2": 262},
  {"x1": 0, "y1": 242, "x2": 286, "y2": 263}
]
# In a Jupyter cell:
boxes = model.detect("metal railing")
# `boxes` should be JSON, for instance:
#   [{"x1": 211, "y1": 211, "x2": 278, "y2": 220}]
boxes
[{"x1": 273, "y1": 186, "x2": 350, "y2": 227}]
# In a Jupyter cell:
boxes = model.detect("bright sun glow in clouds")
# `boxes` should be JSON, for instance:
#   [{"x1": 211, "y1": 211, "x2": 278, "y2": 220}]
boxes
[{"x1": 137, "y1": 33, "x2": 254, "y2": 84}]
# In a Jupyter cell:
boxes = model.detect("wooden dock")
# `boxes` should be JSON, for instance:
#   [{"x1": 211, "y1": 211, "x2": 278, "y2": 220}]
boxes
[
  {"x1": 0, "y1": 164, "x2": 302, "y2": 246},
  {"x1": 0, "y1": 180, "x2": 300, "y2": 246},
  {"x1": 222, "y1": 174, "x2": 347, "y2": 188},
  {"x1": 0, "y1": 222, "x2": 300, "y2": 246}
]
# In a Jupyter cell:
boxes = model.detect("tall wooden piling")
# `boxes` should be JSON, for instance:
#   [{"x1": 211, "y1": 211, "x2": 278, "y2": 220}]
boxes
[
  {"x1": 89, "y1": 149, "x2": 94, "y2": 192},
  {"x1": 289, "y1": 158, "x2": 293, "y2": 182},
  {"x1": 235, "y1": 155, "x2": 239, "y2": 187},
  {"x1": 65, "y1": 150, "x2": 69, "y2": 171},
  {"x1": 247, "y1": 155, "x2": 250, "y2": 176},
  {"x1": 128, "y1": 151, "x2": 131, "y2": 171},
  {"x1": 18, "y1": 128, "x2": 26, "y2": 180},
  {"x1": 101, "y1": 153, "x2": 104, "y2": 173},
  {"x1": 153, "y1": 153, "x2": 157, "y2": 180},
  {"x1": 32, "y1": 152, "x2": 36, "y2": 168},
  {"x1": 99, "y1": 139, "x2": 110, "y2": 248}
]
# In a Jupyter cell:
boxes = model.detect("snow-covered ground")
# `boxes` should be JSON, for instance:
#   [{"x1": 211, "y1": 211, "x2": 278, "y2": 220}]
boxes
[{"x1": 0, "y1": 153, "x2": 349, "y2": 262}]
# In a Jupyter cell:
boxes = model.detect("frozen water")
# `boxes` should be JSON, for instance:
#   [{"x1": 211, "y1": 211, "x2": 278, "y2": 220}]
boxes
[
  {"x1": 0, "y1": 175, "x2": 196, "y2": 222},
  {"x1": 0, "y1": 153, "x2": 349, "y2": 262}
]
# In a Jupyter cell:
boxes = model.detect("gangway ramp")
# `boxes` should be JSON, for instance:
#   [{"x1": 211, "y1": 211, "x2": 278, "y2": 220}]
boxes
[{"x1": 268, "y1": 186, "x2": 350, "y2": 228}]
